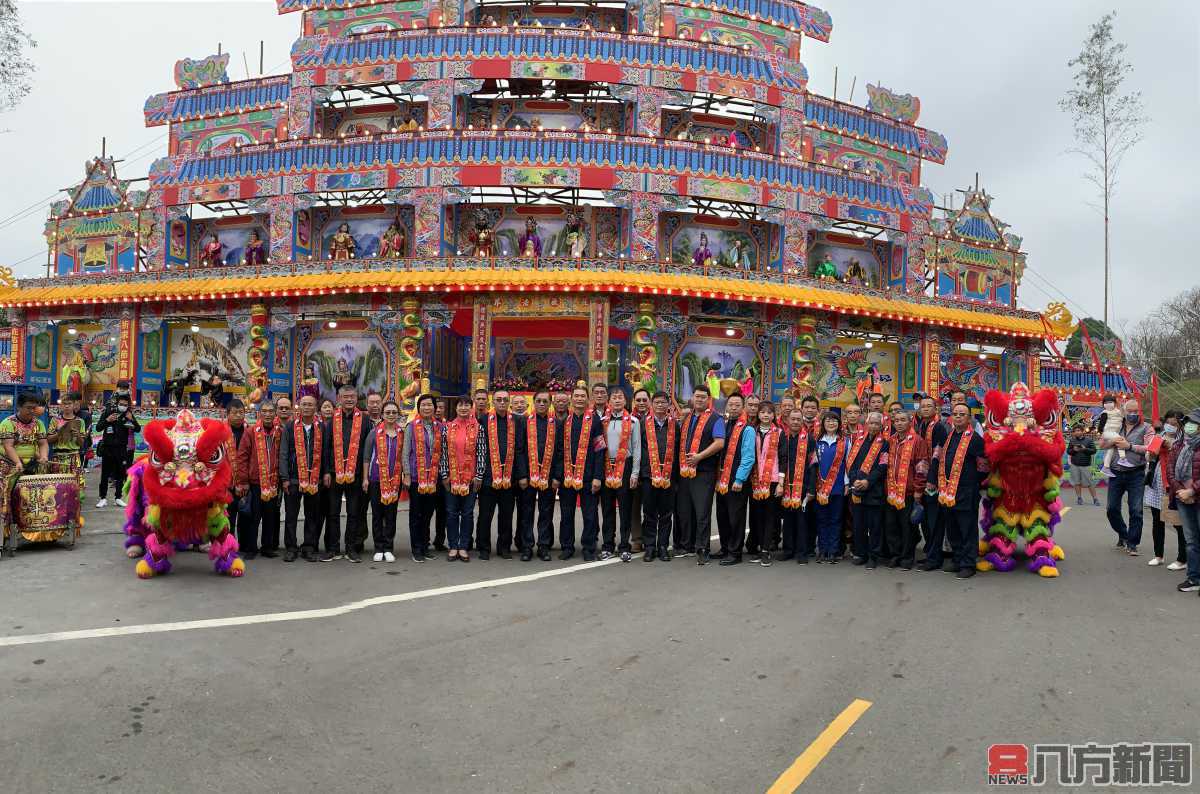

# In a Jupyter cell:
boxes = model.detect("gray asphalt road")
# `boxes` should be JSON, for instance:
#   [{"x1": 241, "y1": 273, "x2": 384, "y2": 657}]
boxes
[{"x1": 1, "y1": 494, "x2": 1196, "y2": 793}]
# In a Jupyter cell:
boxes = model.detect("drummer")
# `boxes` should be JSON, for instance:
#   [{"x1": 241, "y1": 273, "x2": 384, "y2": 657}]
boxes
[
  {"x1": 1, "y1": 392, "x2": 49, "y2": 559},
  {"x1": 46, "y1": 391, "x2": 89, "y2": 471}
]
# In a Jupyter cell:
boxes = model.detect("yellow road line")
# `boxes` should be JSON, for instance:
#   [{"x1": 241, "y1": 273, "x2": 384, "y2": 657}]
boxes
[{"x1": 767, "y1": 698, "x2": 873, "y2": 793}]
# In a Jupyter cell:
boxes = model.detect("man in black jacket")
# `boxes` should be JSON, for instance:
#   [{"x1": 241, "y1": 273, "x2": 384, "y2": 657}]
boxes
[
  {"x1": 639, "y1": 391, "x2": 679, "y2": 561},
  {"x1": 519, "y1": 390, "x2": 562, "y2": 561},
  {"x1": 476, "y1": 389, "x2": 528, "y2": 560},
  {"x1": 926, "y1": 402, "x2": 987, "y2": 578},
  {"x1": 558, "y1": 385, "x2": 605, "y2": 561},
  {"x1": 847, "y1": 411, "x2": 889, "y2": 568},
  {"x1": 321, "y1": 385, "x2": 373, "y2": 563},
  {"x1": 280, "y1": 394, "x2": 324, "y2": 562},
  {"x1": 94, "y1": 394, "x2": 139, "y2": 508}
]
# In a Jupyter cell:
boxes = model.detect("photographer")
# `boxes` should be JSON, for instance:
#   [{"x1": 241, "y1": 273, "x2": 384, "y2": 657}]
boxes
[{"x1": 94, "y1": 394, "x2": 140, "y2": 508}]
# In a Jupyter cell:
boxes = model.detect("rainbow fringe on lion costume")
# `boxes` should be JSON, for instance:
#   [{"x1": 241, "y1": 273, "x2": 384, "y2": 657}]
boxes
[
  {"x1": 124, "y1": 409, "x2": 243, "y2": 579},
  {"x1": 977, "y1": 382, "x2": 1067, "y2": 577}
]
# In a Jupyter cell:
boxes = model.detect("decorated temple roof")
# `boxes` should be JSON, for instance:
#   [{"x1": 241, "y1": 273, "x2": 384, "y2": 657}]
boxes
[
  {"x1": 0, "y1": 267, "x2": 1046, "y2": 338},
  {"x1": 293, "y1": 30, "x2": 807, "y2": 91},
  {"x1": 49, "y1": 158, "x2": 146, "y2": 221},
  {"x1": 804, "y1": 96, "x2": 948, "y2": 163},
  {"x1": 144, "y1": 76, "x2": 290, "y2": 126},
  {"x1": 926, "y1": 186, "x2": 1026, "y2": 283},
  {"x1": 688, "y1": 0, "x2": 833, "y2": 40}
]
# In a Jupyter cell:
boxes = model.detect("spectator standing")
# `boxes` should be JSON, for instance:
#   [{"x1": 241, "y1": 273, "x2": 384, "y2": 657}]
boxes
[
  {"x1": 1099, "y1": 400, "x2": 1156, "y2": 556},
  {"x1": 1171, "y1": 409, "x2": 1200, "y2": 594},
  {"x1": 1066, "y1": 424, "x2": 1099, "y2": 506},
  {"x1": 94, "y1": 395, "x2": 139, "y2": 508}
]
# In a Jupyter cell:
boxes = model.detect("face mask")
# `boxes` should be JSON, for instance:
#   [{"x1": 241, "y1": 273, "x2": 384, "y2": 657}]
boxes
[
  {"x1": 1127, "y1": 414, "x2": 1140, "y2": 425},
  {"x1": 1162, "y1": 425, "x2": 1178, "y2": 437},
  {"x1": 1185, "y1": 422, "x2": 1199, "y2": 437}
]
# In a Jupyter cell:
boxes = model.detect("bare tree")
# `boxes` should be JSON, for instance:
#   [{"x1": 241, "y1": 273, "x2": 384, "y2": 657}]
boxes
[
  {"x1": 0, "y1": 0, "x2": 36, "y2": 115},
  {"x1": 1058, "y1": 11, "x2": 1147, "y2": 335},
  {"x1": 1124, "y1": 286, "x2": 1200, "y2": 382}
]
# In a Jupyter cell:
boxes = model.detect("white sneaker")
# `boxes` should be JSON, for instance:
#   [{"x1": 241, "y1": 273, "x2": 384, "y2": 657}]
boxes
[
  {"x1": 115, "y1": 498, "x2": 127, "y2": 507},
  {"x1": 383, "y1": 552, "x2": 396, "y2": 563},
  {"x1": 95, "y1": 498, "x2": 108, "y2": 508},
  {"x1": 620, "y1": 551, "x2": 632, "y2": 563},
  {"x1": 1167, "y1": 561, "x2": 1187, "y2": 571},
  {"x1": 1148, "y1": 557, "x2": 1163, "y2": 566},
  {"x1": 599, "y1": 550, "x2": 614, "y2": 560},
  {"x1": 372, "y1": 552, "x2": 384, "y2": 562}
]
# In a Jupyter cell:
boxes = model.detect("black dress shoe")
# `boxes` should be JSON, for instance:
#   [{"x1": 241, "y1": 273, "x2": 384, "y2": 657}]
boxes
[
  {"x1": 797, "y1": 555, "x2": 809, "y2": 565},
  {"x1": 259, "y1": 550, "x2": 279, "y2": 559},
  {"x1": 346, "y1": 549, "x2": 362, "y2": 563},
  {"x1": 918, "y1": 560, "x2": 940, "y2": 571},
  {"x1": 301, "y1": 550, "x2": 318, "y2": 562},
  {"x1": 697, "y1": 549, "x2": 710, "y2": 565},
  {"x1": 719, "y1": 555, "x2": 742, "y2": 566},
  {"x1": 659, "y1": 548, "x2": 671, "y2": 561},
  {"x1": 581, "y1": 549, "x2": 597, "y2": 562},
  {"x1": 478, "y1": 550, "x2": 491, "y2": 561},
  {"x1": 283, "y1": 549, "x2": 298, "y2": 562},
  {"x1": 956, "y1": 567, "x2": 976, "y2": 579},
  {"x1": 498, "y1": 549, "x2": 513, "y2": 560},
  {"x1": 711, "y1": 549, "x2": 728, "y2": 559},
  {"x1": 538, "y1": 548, "x2": 552, "y2": 562},
  {"x1": 776, "y1": 552, "x2": 795, "y2": 562},
  {"x1": 643, "y1": 550, "x2": 656, "y2": 562},
  {"x1": 942, "y1": 560, "x2": 958, "y2": 573},
  {"x1": 559, "y1": 549, "x2": 575, "y2": 561},
  {"x1": 850, "y1": 556, "x2": 866, "y2": 566},
  {"x1": 864, "y1": 559, "x2": 877, "y2": 570},
  {"x1": 434, "y1": 543, "x2": 448, "y2": 552},
  {"x1": 520, "y1": 550, "x2": 533, "y2": 562},
  {"x1": 887, "y1": 558, "x2": 901, "y2": 569},
  {"x1": 900, "y1": 560, "x2": 914, "y2": 570}
]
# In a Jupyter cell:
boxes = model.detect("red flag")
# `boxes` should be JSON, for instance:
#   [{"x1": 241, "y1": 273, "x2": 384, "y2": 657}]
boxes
[{"x1": 1150, "y1": 371, "x2": 1160, "y2": 423}]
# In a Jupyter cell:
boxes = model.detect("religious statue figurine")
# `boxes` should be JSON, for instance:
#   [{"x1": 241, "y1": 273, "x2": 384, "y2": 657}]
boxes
[
  {"x1": 297, "y1": 362, "x2": 321, "y2": 403},
  {"x1": 199, "y1": 234, "x2": 223, "y2": 268},
  {"x1": 468, "y1": 210, "x2": 495, "y2": 257},
  {"x1": 333, "y1": 358, "x2": 357, "y2": 391},
  {"x1": 244, "y1": 229, "x2": 267, "y2": 266},
  {"x1": 692, "y1": 232, "x2": 714, "y2": 268},
  {"x1": 564, "y1": 210, "x2": 587, "y2": 258},
  {"x1": 726, "y1": 131, "x2": 740, "y2": 149},
  {"x1": 813, "y1": 252, "x2": 839, "y2": 281},
  {"x1": 843, "y1": 258, "x2": 870, "y2": 288},
  {"x1": 329, "y1": 223, "x2": 356, "y2": 260},
  {"x1": 719, "y1": 238, "x2": 751, "y2": 270},
  {"x1": 518, "y1": 218, "x2": 542, "y2": 259},
  {"x1": 379, "y1": 220, "x2": 407, "y2": 258}
]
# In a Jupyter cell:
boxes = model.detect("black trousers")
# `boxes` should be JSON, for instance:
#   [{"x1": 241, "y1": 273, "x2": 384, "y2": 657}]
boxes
[
  {"x1": 476, "y1": 485, "x2": 517, "y2": 553},
  {"x1": 558, "y1": 486, "x2": 599, "y2": 552},
  {"x1": 921, "y1": 492, "x2": 943, "y2": 561},
  {"x1": 408, "y1": 484, "x2": 438, "y2": 556},
  {"x1": 946, "y1": 500, "x2": 980, "y2": 571},
  {"x1": 368, "y1": 483, "x2": 398, "y2": 552},
  {"x1": 248, "y1": 484, "x2": 281, "y2": 554},
  {"x1": 780, "y1": 506, "x2": 806, "y2": 557},
  {"x1": 326, "y1": 481, "x2": 364, "y2": 554},
  {"x1": 851, "y1": 499, "x2": 885, "y2": 561},
  {"x1": 747, "y1": 495, "x2": 778, "y2": 554},
  {"x1": 717, "y1": 488, "x2": 750, "y2": 555},
  {"x1": 98, "y1": 453, "x2": 126, "y2": 499},
  {"x1": 601, "y1": 480, "x2": 634, "y2": 553},
  {"x1": 517, "y1": 486, "x2": 551, "y2": 551},
  {"x1": 676, "y1": 471, "x2": 716, "y2": 553},
  {"x1": 284, "y1": 487, "x2": 324, "y2": 552},
  {"x1": 640, "y1": 481, "x2": 674, "y2": 552},
  {"x1": 883, "y1": 498, "x2": 919, "y2": 564}
]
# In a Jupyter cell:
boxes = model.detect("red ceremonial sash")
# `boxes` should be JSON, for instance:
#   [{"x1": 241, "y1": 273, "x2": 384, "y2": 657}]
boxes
[
  {"x1": 448, "y1": 419, "x2": 478, "y2": 496},
  {"x1": 938, "y1": 430, "x2": 972, "y2": 507},
  {"x1": 781, "y1": 430, "x2": 809, "y2": 509},
  {"x1": 752, "y1": 427, "x2": 780, "y2": 500},
  {"x1": 679, "y1": 409, "x2": 712, "y2": 479},
  {"x1": 715, "y1": 418, "x2": 748, "y2": 494},
  {"x1": 887, "y1": 431, "x2": 918, "y2": 508},
  {"x1": 603, "y1": 413, "x2": 634, "y2": 488},
  {"x1": 562, "y1": 412, "x2": 594, "y2": 490},
  {"x1": 815, "y1": 437, "x2": 847, "y2": 505},
  {"x1": 294, "y1": 420, "x2": 322, "y2": 494},
  {"x1": 254, "y1": 424, "x2": 280, "y2": 500},
  {"x1": 375, "y1": 426, "x2": 401, "y2": 504},
  {"x1": 413, "y1": 420, "x2": 442, "y2": 494},
  {"x1": 487, "y1": 413, "x2": 516, "y2": 489},
  {"x1": 527, "y1": 416, "x2": 555, "y2": 489},
  {"x1": 645, "y1": 417, "x2": 676, "y2": 488},
  {"x1": 333, "y1": 411, "x2": 363, "y2": 484}
]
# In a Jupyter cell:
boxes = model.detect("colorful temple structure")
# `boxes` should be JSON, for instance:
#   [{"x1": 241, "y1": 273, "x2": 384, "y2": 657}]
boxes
[{"x1": 0, "y1": 0, "x2": 1146, "y2": 418}]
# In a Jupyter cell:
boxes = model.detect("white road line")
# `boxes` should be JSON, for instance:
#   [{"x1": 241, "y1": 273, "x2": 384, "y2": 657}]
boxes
[{"x1": 0, "y1": 556, "x2": 634, "y2": 648}]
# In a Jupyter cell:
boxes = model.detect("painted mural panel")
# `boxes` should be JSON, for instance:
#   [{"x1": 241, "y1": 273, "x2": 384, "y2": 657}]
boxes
[
  {"x1": 57, "y1": 324, "x2": 120, "y2": 391},
  {"x1": 326, "y1": 102, "x2": 427, "y2": 137},
  {"x1": 167, "y1": 322, "x2": 250, "y2": 390},
  {"x1": 492, "y1": 337, "x2": 586, "y2": 391},
  {"x1": 674, "y1": 338, "x2": 762, "y2": 403},
  {"x1": 299, "y1": 327, "x2": 390, "y2": 402},
  {"x1": 663, "y1": 213, "x2": 766, "y2": 271},
  {"x1": 808, "y1": 231, "x2": 888, "y2": 288},
  {"x1": 809, "y1": 337, "x2": 900, "y2": 407},
  {"x1": 464, "y1": 97, "x2": 623, "y2": 135},
  {"x1": 940, "y1": 353, "x2": 1001, "y2": 405}
]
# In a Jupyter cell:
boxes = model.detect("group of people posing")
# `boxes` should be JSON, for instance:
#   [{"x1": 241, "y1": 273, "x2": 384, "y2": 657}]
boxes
[{"x1": 208, "y1": 382, "x2": 993, "y2": 578}]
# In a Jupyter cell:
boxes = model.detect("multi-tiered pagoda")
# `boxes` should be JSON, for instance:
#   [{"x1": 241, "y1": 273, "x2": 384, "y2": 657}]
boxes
[{"x1": 0, "y1": 0, "x2": 1138, "y2": 413}]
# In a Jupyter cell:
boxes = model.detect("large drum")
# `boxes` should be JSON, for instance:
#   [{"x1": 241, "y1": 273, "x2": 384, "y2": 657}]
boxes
[{"x1": 10, "y1": 472, "x2": 82, "y2": 546}]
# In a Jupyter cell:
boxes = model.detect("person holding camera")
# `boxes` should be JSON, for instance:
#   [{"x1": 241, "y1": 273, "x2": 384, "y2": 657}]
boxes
[{"x1": 95, "y1": 394, "x2": 139, "y2": 508}]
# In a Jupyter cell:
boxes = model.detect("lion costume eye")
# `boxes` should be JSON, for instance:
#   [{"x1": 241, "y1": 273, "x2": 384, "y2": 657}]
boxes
[
  {"x1": 150, "y1": 452, "x2": 163, "y2": 467},
  {"x1": 208, "y1": 446, "x2": 224, "y2": 465}
]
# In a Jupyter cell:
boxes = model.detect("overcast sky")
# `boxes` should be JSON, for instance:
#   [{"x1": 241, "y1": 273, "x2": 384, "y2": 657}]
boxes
[{"x1": 1, "y1": 1, "x2": 1196, "y2": 331}]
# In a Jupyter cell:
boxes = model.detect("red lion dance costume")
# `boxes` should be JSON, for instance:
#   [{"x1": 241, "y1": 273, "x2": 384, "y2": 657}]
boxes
[
  {"x1": 978, "y1": 382, "x2": 1066, "y2": 577},
  {"x1": 131, "y1": 409, "x2": 244, "y2": 579}
]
